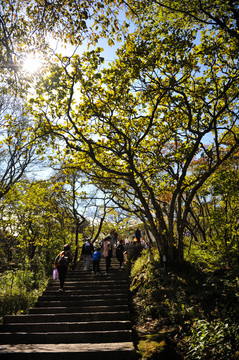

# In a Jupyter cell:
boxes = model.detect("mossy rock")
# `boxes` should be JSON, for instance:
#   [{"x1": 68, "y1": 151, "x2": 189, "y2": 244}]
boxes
[
  {"x1": 137, "y1": 334, "x2": 183, "y2": 360},
  {"x1": 138, "y1": 337, "x2": 166, "y2": 359}
]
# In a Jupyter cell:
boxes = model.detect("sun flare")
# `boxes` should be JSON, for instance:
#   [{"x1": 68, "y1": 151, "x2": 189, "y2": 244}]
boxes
[{"x1": 22, "y1": 55, "x2": 42, "y2": 74}]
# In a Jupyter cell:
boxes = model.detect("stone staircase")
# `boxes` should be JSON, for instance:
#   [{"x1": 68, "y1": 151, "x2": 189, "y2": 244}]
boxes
[{"x1": 0, "y1": 256, "x2": 136, "y2": 359}]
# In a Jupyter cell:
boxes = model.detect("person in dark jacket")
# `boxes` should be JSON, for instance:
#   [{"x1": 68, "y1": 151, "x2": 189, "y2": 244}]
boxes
[
  {"x1": 135, "y1": 228, "x2": 141, "y2": 244},
  {"x1": 82, "y1": 239, "x2": 94, "y2": 270},
  {"x1": 116, "y1": 239, "x2": 125, "y2": 269},
  {"x1": 55, "y1": 244, "x2": 73, "y2": 291}
]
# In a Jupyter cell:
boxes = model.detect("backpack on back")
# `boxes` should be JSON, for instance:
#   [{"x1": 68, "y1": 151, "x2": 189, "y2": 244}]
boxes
[
  {"x1": 56, "y1": 251, "x2": 69, "y2": 266},
  {"x1": 84, "y1": 242, "x2": 91, "y2": 255}
]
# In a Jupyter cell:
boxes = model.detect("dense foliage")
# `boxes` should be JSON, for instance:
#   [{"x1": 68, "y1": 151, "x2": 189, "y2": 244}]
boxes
[
  {"x1": 130, "y1": 248, "x2": 239, "y2": 359},
  {"x1": 0, "y1": 259, "x2": 47, "y2": 320},
  {"x1": 25, "y1": 0, "x2": 239, "y2": 264}
]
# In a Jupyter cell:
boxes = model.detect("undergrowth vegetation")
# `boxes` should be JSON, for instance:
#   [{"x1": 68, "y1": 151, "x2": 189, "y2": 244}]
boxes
[
  {"x1": 0, "y1": 258, "x2": 48, "y2": 321},
  {"x1": 130, "y1": 248, "x2": 239, "y2": 359}
]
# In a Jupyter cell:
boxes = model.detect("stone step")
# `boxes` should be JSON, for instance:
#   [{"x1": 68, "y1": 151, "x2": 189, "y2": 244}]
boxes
[
  {"x1": 44, "y1": 288, "x2": 128, "y2": 295},
  {"x1": 64, "y1": 277, "x2": 126, "y2": 282},
  {"x1": 0, "y1": 342, "x2": 136, "y2": 360},
  {"x1": 47, "y1": 286, "x2": 128, "y2": 294},
  {"x1": 51, "y1": 278, "x2": 127, "y2": 284},
  {"x1": 70, "y1": 263, "x2": 124, "y2": 270},
  {"x1": 35, "y1": 298, "x2": 128, "y2": 308},
  {"x1": 54, "y1": 275, "x2": 127, "y2": 279},
  {"x1": 29, "y1": 304, "x2": 129, "y2": 314},
  {"x1": 4, "y1": 311, "x2": 131, "y2": 323},
  {"x1": 66, "y1": 271, "x2": 126, "y2": 276},
  {"x1": 66, "y1": 267, "x2": 126, "y2": 273},
  {"x1": 67, "y1": 267, "x2": 125, "y2": 272},
  {"x1": 0, "y1": 329, "x2": 132, "y2": 344},
  {"x1": 38, "y1": 292, "x2": 128, "y2": 301},
  {"x1": 48, "y1": 282, "x2": 127, "y2": 289},
  {"x1": 72, "y1": 268, "x2": 123, "y2": 274},
  {"x1": 0, "y1": 320, "x2": 132, "y2": 332},
  {"x1": 49, "y1": 281, "x2": 127, "y2": 288},
  {"x1": 41, "y1": 290, "x2": 128, "y2": 297}
]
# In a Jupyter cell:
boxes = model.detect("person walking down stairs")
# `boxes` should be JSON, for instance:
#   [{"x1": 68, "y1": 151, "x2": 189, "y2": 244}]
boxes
[{"x1": 54, "y1": 244, "x2": 73, "y2": 291}]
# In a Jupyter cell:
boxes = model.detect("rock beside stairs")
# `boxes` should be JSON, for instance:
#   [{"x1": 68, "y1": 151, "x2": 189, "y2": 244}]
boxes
[{"x1": 0, "y1": 256, "x2": 136, "y2": 359}]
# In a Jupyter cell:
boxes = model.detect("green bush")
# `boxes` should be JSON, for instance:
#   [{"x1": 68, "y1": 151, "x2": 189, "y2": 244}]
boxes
[
  {"x1": 186, "y1": 319, "x2": 239, "y2": 359},
  {"x1": 129, "y1": 245, "x2": 239, "y2": 359},
  {"x1": 130, "y1": 248, "x2": 167, "y2": 322},
  {"x1": 0, "y1": 266, "x2": 48, "y2": 320}
]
